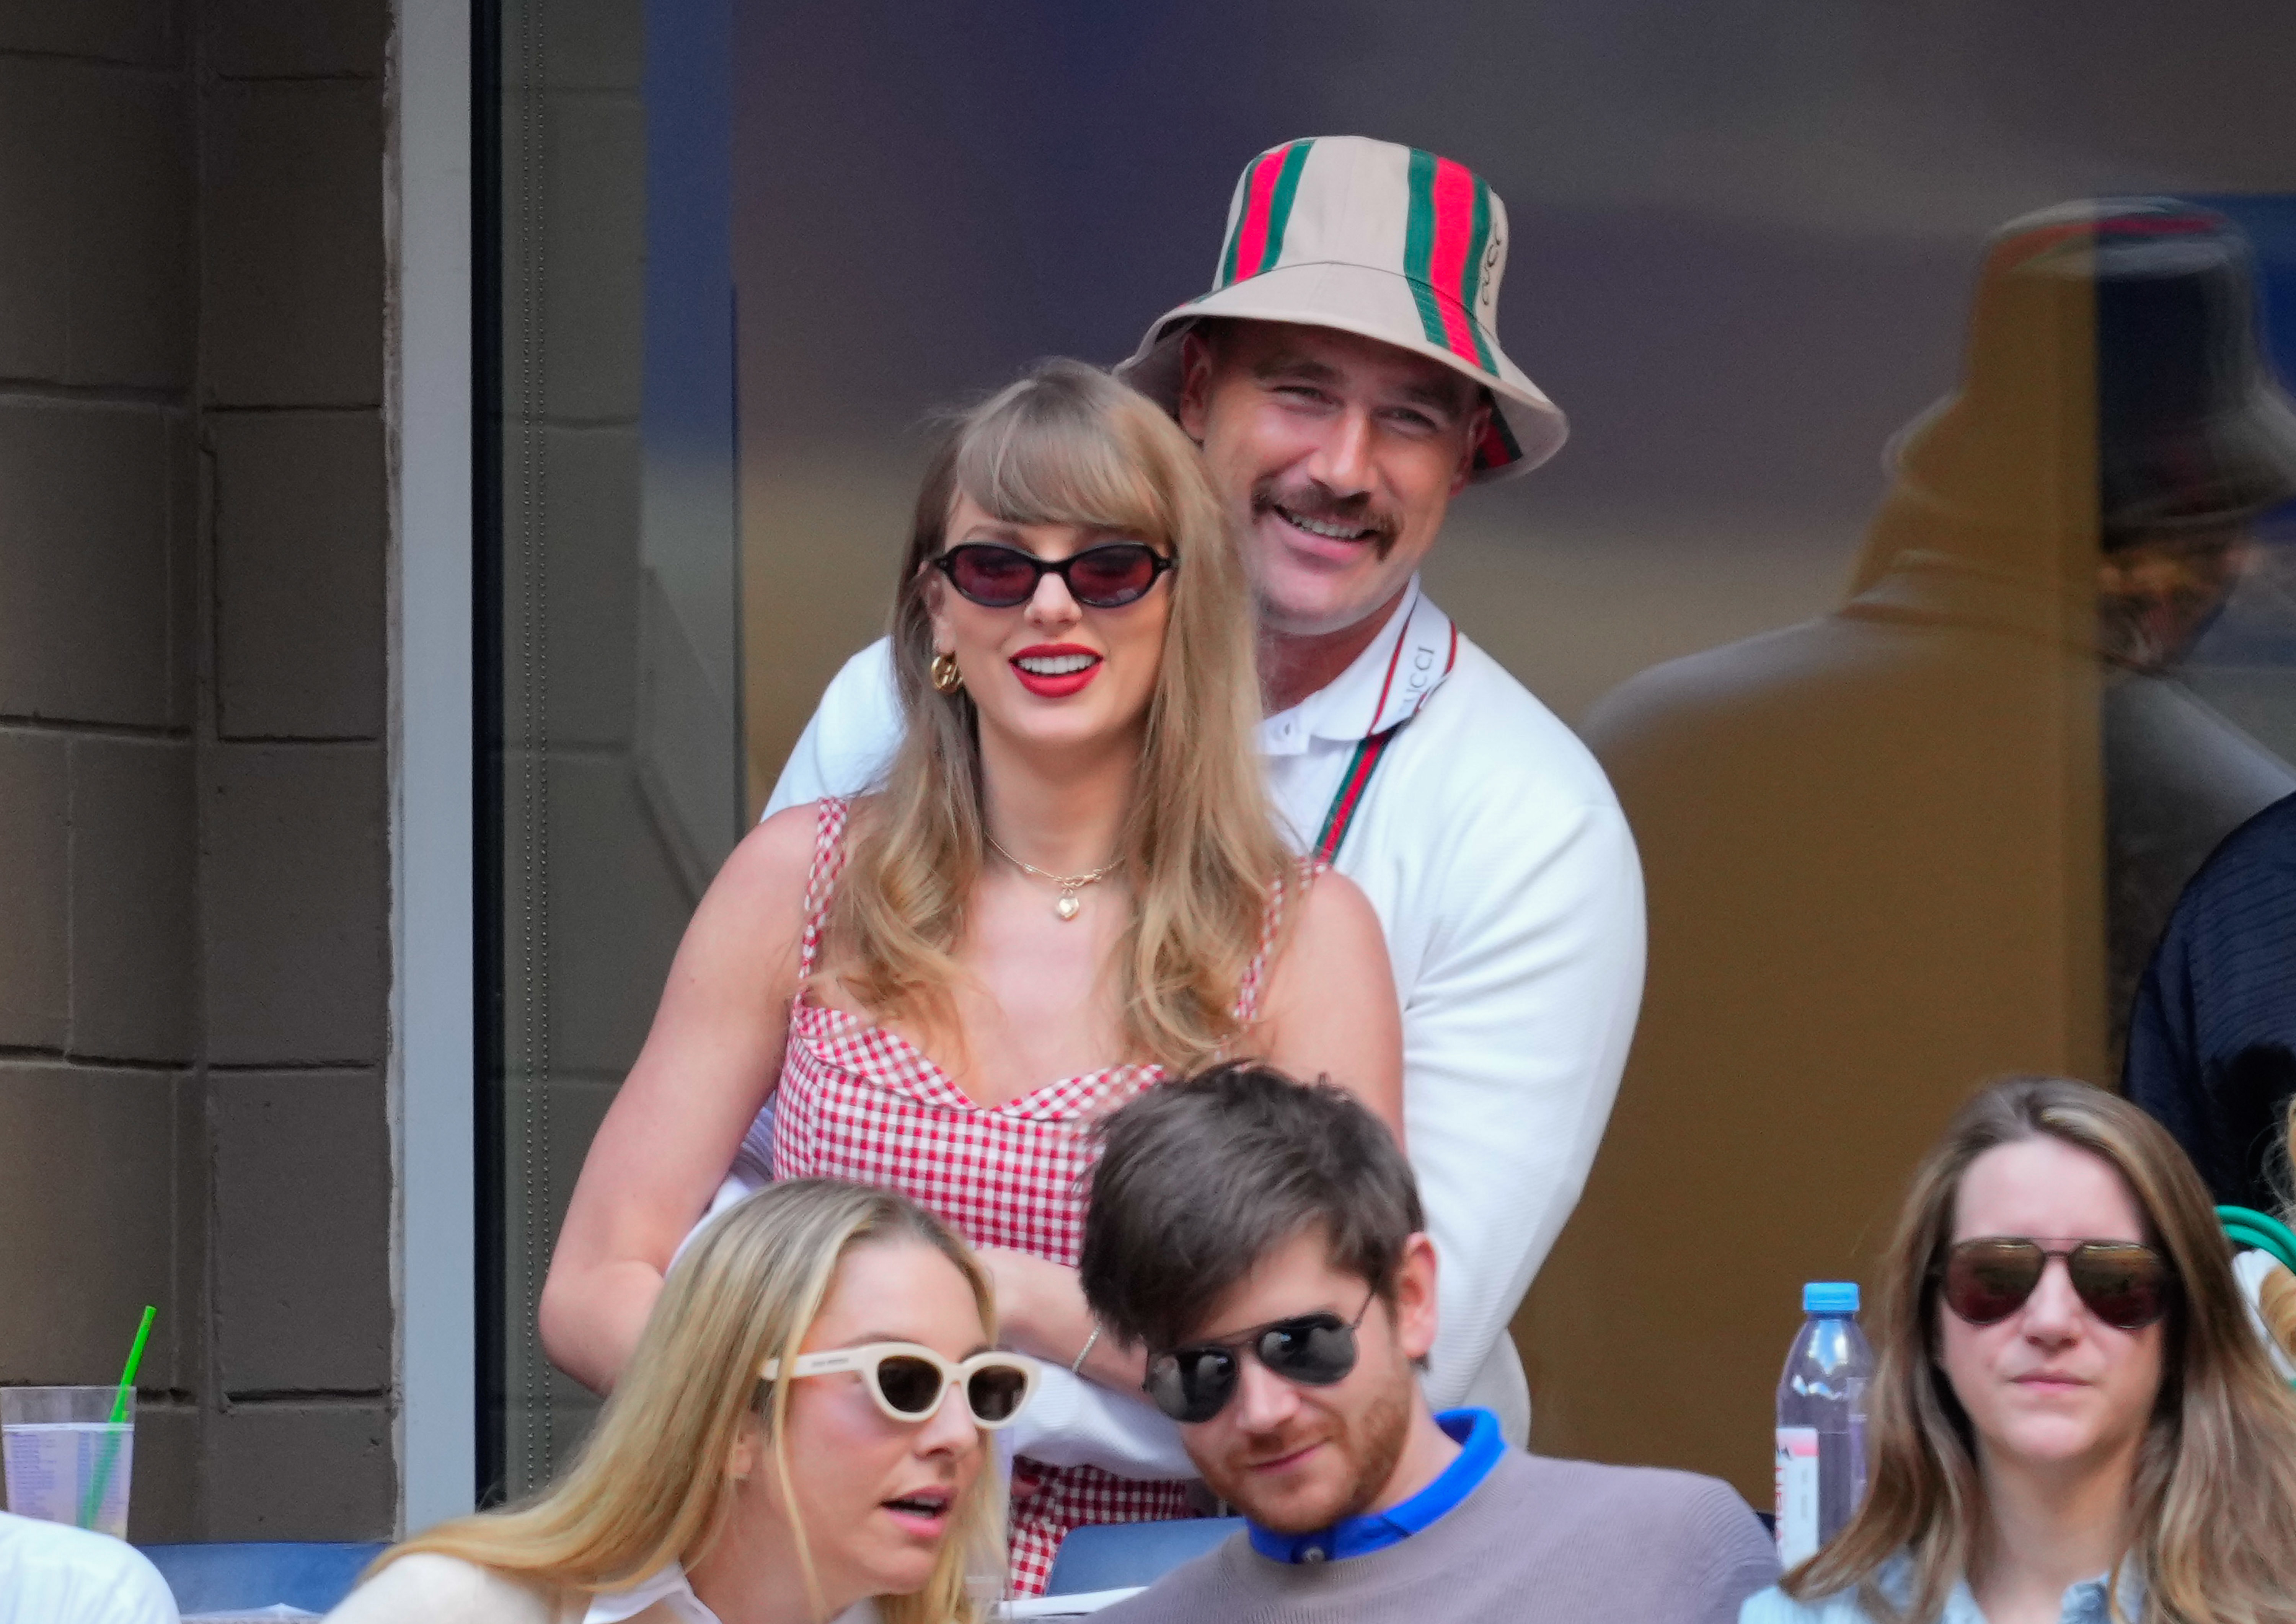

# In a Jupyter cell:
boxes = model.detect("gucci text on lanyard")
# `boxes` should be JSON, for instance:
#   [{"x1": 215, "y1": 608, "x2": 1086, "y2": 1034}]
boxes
[{"x1": 1311, "y1": 619, "x2": 1458, "y2": 863}]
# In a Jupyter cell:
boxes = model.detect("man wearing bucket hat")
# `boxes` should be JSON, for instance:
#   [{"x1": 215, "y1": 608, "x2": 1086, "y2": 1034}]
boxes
[{"x1": 767, "y1": 136, "x2": 1644, "y2": 1473}]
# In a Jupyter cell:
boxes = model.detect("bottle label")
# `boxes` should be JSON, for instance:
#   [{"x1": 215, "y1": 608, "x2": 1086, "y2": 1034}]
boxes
[{"x1": 1775, "y1": 1426, "x2": 1820, "y2": 1565}]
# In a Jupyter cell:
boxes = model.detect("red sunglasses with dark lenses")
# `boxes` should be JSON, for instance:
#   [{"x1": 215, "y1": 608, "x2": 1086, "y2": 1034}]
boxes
[
  {"x1": 1938, "y1": 1237, "x2": 2175, "y2": 1331},
  {"x1": 933, "y1": 542, "x2": 1176, "y2": 609}
]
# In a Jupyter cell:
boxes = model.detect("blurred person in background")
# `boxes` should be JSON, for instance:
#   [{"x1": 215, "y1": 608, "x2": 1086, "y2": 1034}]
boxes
[
  {"x1": 1741, "y1": 1077, "x2": 2296, "y2": 1624},
  {"x1": 1080, "y1": 1064, "x2": 1777, "y2": 1624},
  {"x1": 0, "y1": 1510, "x2": 179, "y2": 1624},
  {"x1": 543, "y1": 360, "x2": 1404, "y2": 1593},
  {"x1": 766, "y1": 134, "x2": 1645, "y2": 1471},
  {"x1": 332, "y1": 1181, "x2": 1025, "y2": 1624}
]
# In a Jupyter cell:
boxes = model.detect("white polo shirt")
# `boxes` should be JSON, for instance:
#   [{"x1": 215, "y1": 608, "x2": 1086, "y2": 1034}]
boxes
[
  {"x1": 764, "y1": 578, "x2": 1644, "y2": 1463},
  {"x1": 0, "y1": 1512, "x2": 179, "y2": 1624}
]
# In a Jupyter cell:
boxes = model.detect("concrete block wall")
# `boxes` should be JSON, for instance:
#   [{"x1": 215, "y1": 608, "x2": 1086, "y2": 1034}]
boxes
[
  {"x1": 198, "y1": 0, "x2": 395, "y2": 1536},
  {"x1": 0, "y1": 0, "x2": 396, "y2": 1538},
  {"x1": 0, "y1": 0, "x2": 206, "y2": 1537}
]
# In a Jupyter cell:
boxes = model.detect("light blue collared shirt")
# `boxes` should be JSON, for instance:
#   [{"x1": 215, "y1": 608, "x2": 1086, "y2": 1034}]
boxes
[
  {"x1": 1740, "y1": 1551, "x2": 2138, "y2": 1624},
  {"x1": 1246, "y1": 1408, "x2": 1506, "y2": 1566}
]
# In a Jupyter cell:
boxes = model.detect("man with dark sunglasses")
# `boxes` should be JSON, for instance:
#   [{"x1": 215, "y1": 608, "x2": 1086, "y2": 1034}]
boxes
[
  {"x1": 768, "y1": 135, "x2": 1644, "y2": 1474},
  {"x1": 1077, "y1": 1064, "x2": 1777, "y2": 1624}
]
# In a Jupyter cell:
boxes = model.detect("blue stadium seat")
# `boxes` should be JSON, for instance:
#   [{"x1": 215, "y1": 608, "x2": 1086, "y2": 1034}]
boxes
[
  {"x1": 1044, "y1": 1517, "x2": 1243, "y2": 1595},
  {"x1": 137, "y1": 1541, "x2": 387, "y2": 1616}
]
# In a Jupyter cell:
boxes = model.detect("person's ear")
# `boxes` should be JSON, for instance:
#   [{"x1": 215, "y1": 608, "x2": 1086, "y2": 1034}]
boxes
[
  {"x1": 1451, "y1": 398, "x2": 1491, "y2": 495},
  {"x1": 1176, "y1": 329, "x2": 1216, "y2": 445},
  {"x1": 727, "y1": 1411, "x2": 764, "y2": 1485},
  {"x1": 921, "y1": 566, "x2": 955, "y2": 656},
  {"x1": 1392, "y1": 1233, "x2": 1441, "y2": 1362}
]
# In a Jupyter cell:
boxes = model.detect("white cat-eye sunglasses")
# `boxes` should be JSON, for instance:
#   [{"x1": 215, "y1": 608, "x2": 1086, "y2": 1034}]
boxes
[{"x1": 760, "y1": 1342, "x2": 1037, "y2": 1429}]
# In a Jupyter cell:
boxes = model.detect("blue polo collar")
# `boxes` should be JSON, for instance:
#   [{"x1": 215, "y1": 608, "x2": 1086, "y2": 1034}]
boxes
[{"x1": 1246, "y1": 1408, "x2": 1505, "y2": 1566}]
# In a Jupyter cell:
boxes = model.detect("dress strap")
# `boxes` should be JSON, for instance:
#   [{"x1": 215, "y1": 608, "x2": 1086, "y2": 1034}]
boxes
[
  {"x1": 796, "y1": 798, "x2": 853, "y2": 982},
  {"x1": 1231, "y1": 857, "x2": 1324, "y2": 1025}
]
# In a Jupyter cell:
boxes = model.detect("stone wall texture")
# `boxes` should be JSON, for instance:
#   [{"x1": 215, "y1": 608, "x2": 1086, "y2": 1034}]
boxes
[{"x1": 0, "y1": 0, "x2": 395, "y2": 1538}]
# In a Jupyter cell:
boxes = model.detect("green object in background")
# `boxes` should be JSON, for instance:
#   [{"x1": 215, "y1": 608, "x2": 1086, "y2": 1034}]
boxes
[
  {"x1": 80, "y1": 1305, "x2": 155, "y2": 1531},
  {"x1": 2220, "y1": 1205, "x2": 2296, "y2": 1277}
]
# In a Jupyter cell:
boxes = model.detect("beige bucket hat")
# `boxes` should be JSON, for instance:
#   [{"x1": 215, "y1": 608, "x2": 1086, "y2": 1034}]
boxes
[{"x1": 1117, "y1": 135, "x2": 1567, "y2": 482}]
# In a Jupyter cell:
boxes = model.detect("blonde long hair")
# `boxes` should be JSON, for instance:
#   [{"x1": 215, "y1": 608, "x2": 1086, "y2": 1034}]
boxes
[
  {"x1": 371, "y1": 1182, "x2": 1005, "y2": 1624},
  {"x1": 2265, "y1": 1100, "x2": 2296, "y2": 1363},
  {"x1": 829, "y1": 358, "x2": 1289, "y2": 1072},
  {"x1": 2260, "y1": 1261, "x2": 2296, "y2": 1368},
  {"x1": 1786, "y1": 1076, "x2": 2296, "y2": 1624}
]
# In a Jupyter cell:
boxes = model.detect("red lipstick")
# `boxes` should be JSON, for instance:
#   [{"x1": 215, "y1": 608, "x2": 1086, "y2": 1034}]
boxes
[{"x1": 1010, "y1": 642, "x2": 1102, "y2": 699}]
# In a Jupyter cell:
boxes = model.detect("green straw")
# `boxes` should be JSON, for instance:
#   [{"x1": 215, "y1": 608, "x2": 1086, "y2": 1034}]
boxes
[{"x1": 79, "y1": 1305, "x2": 154, "y2": 1531}]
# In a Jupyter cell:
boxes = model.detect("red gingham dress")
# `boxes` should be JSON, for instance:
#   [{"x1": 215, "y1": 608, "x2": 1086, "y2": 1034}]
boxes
[{"x1": 761, "y1": 798, "x2": 1299, "y2": 1595}]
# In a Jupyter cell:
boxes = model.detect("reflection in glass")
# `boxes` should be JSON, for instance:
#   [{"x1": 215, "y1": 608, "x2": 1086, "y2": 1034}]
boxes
[
  {"x1": 1528, "y1": 198, "x2": 2296, "y2": 1490},
  {"x1": 484, "y1": 0, "x2": 742, "y2": 1500}
]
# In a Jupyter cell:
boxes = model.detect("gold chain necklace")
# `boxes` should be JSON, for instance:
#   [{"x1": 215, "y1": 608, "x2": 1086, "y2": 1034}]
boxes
[{"x1": 983, "y1": 832, "x2": 1121, "y2": 921}]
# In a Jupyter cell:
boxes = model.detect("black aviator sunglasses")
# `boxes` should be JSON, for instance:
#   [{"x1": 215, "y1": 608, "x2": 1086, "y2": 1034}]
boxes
[
  {"x1": 1143, "y1": 1291, "x2": 1376, "y2": 1424},
  {"x1": 932, "y1": 541, "x2": 1177, "y2": 609}
]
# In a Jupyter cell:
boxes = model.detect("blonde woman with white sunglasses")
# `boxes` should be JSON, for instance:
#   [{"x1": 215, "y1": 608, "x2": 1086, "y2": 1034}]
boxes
[{"x1": 329, "y1": 1181, "x2": 1030, "y2": 1624}]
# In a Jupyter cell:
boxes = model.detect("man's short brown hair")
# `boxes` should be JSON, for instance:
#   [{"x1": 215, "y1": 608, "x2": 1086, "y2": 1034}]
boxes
[{"x1": 1078, "y1": 1062, "x2": 1422, "y2": 1351}]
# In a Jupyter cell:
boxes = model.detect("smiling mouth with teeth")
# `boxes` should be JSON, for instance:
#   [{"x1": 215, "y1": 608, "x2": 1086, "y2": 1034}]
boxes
[
  {"x1": 1270, "y1": 502, "x2": 1389, "y2": 548},
  {"x1": 1015, "y1": 653, "x2": 1098, "y2": 675}
]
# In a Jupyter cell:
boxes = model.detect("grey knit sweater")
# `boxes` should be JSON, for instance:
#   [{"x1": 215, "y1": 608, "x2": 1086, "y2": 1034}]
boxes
[{"x1": 1094, "y1": 1451, "x2": 1779, "y2": 1624}]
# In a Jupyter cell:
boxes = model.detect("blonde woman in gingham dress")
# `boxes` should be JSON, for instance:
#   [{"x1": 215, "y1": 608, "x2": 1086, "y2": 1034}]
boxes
[{"x1": 543, "y1": 362, "x2": 1404, "y2": 1595}]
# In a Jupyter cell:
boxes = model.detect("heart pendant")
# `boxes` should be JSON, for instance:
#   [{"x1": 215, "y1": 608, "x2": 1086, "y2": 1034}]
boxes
[{"x1": 1056, "y1": 893, "x2": 1081, "y2": 921}]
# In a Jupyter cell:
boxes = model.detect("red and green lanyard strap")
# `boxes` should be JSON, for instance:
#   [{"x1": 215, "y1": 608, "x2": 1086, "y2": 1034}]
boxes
[{"x1": 1311, "y1": 620, "x2": 1459, "y2": 864}]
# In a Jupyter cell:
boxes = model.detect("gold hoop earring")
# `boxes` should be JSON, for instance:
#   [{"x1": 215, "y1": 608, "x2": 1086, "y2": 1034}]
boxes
[{"x1": 930, "y1": 652, "x2": 964, "y2": 694}]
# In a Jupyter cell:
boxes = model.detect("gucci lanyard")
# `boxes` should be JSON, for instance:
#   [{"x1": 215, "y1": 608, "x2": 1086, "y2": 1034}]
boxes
[{"x1": 1310, "y1": 618, "x2": 1458, "y2": 864}]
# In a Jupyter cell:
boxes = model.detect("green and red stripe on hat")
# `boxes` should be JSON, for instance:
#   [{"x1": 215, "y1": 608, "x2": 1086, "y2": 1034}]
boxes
[{"x1": 1217, "y1": 138, "x2": 1316, "y2": 289}]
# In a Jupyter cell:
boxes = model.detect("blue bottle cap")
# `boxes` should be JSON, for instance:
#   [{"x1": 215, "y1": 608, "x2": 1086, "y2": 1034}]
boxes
[{"x1": 1803, "y1": 1281, "x2": 1860, "y2": 1314}]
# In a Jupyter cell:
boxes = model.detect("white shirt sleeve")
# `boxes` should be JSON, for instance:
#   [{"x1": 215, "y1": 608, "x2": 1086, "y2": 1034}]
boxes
[
  {"x1": 0, "y1": 1512, "x2": 181, "y2": 1624},
  {"x1": 762, "y1": 640, "x2": 905, "y2": 818},
  {"x1": 1003, "y1": 1364, "x2": 1197, "y2": 1481},
  {"x1": 326, "y1": 1552, "x2": 562, "y2": 1624},
  {"x1": 1404, "y1": 789, "x2": 1646, "y2": 1424}
]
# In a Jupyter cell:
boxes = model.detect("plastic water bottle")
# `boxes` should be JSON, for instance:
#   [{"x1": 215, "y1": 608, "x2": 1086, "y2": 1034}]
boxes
[{"x1": 1774, "y1": 1281, "x2": 1872, "y2": 1566}]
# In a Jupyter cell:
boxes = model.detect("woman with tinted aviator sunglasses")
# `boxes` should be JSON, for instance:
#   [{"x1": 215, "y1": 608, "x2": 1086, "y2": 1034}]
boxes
[
  {"x1": 544, "y1": 360, "x2": 1405, "y2": 1593},
  {"x1": 332, "y1": 1181, "x2": 1018, "y2": 1624},
  {"x1": 1741, "y1": 1077, "x2": 2296, "y2": 1624}
]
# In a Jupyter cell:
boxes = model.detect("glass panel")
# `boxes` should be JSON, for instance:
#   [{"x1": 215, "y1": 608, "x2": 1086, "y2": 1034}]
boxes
[
  {"x1": 726, "y1": 12, "x2": 2296, "y2": 1503},
  {"x1": 481, "y1": 0, "x2": 741, "y2": 1500},
  {"x1": 481, "y1": 0, "x2": 2296, "y2": 1513}
]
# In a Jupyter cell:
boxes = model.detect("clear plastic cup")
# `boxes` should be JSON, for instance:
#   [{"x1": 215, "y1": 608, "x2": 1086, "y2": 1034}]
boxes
[{"x1": 1, "y1": 1386, "x2": 134, "y2": 1537}]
